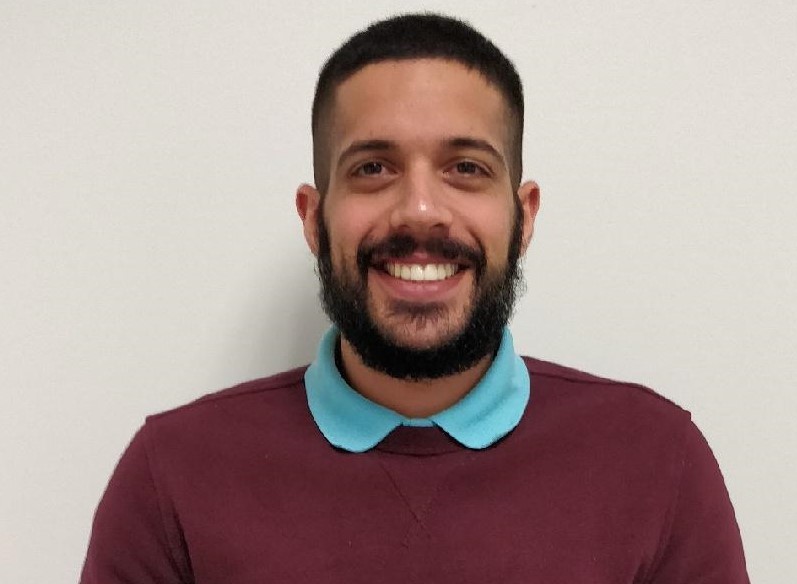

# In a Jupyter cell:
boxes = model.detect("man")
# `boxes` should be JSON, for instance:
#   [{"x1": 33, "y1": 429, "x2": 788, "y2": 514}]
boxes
[{"x1": 81, "y1": 13, "x2": 748, "y2": 583}]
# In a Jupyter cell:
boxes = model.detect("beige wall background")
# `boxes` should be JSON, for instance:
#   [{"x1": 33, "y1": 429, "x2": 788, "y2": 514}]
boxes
[{"x1": 1, "y1": 1, "x2": 795, "y2": 581}]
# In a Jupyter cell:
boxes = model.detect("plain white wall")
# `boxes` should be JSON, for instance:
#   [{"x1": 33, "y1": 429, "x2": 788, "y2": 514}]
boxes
[{"x1": 1, "y1": 0, "x2": 795, "y2": 581}]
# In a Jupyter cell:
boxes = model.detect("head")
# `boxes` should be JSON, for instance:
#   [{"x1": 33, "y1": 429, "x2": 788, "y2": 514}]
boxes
[
  {"x1": 312, "y1": 13, "x2": 525, "y2": 195},
  {"x1": 297, "y1": 13, "x2": 540, "y2": 380}
]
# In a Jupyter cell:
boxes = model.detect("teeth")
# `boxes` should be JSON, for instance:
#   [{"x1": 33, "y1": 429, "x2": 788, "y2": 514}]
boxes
[{"x1": 384, "y1": 263, "x2": 459, "y2": 281}]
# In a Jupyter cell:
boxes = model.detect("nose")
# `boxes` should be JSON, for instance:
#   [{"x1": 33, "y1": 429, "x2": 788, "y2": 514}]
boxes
[{"x1": 388, "y1": 165, "x2": 453, "y2": 234}]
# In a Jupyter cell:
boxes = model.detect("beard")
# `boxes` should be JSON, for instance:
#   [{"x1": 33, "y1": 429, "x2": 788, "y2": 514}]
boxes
[{"x1": 315, "y1": 203, "x2": 524, "y2": 381}]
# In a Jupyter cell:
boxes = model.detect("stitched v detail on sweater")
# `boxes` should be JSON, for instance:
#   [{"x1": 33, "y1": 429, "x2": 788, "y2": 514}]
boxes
[{"x1": 377, "y1": 453, "x2": 474, "y2": 542}]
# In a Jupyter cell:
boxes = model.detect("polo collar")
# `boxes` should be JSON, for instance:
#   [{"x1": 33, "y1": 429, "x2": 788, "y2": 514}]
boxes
[{"x1": 304, "y1": 327, "x2": 530, "y2": 453}]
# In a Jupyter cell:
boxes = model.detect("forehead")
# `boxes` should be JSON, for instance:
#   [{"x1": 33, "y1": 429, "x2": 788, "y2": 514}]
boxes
[{"x1": 328, "y1": 59, "x2": 510, "y2": 157}]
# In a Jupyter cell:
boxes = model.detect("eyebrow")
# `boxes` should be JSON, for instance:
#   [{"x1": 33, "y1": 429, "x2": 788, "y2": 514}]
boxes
[
  {"x1": 335, "y1": 136, "x2": 506, "y2": 169},
  {"x1": 336, "y1": 140, "x2": 396, "y2": 169},
  {"x1": 446, "y1": 137, "x2": 505, "y2": 166}
]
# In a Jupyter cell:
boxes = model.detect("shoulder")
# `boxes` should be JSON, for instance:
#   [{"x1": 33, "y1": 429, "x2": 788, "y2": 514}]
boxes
[
  {"x1": 134, "y1": 366, "x2": 319, "y2": 481},
  {"x1": 523, "y1": 355, "x2": 688, "y2": 416},
  {"x1": 142, "y1": 365, "x2": 311, "y2": 441},
  {"x1": 519, "y1": 356, "x2": 693, "y2": 453},
  {"x1": 517, "y1": 356, "x2": 697, "y2": 501}
]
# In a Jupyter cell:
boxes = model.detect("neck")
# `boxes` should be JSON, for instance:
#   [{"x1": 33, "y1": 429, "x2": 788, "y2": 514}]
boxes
[{"x1": 338, "y1": 337, "x2": 493, "y2": 418}]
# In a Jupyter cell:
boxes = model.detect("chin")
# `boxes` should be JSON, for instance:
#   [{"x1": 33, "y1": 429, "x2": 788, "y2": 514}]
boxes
[{"x1": 376, "y1": 313, "x2": 466, "y2": 351}]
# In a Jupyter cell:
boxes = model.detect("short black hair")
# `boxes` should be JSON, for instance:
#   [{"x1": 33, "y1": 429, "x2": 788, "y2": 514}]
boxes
[{"x1": 311, "y1": 13, "x2": 525, "y2": 194}]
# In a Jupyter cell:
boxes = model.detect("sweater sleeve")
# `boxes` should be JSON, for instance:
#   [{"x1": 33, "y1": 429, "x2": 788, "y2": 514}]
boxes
[
  {"x1": 646, "y1": 420, "x2": 749, "y2": 583},
  {"x1": 80, "y1": 425, "x2": 191, "y2": 584}
]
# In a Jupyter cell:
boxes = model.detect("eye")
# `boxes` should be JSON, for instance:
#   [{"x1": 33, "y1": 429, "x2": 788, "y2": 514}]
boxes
[
  {"x1": 444, "y1": 158, "x2": 494, "y2": 190},
  {"x1": 354, "y1": 161, "x2": 385, "y2": 176},
  {"x1": 454, "y1": 161, "x2": 482, "y2": 175}
]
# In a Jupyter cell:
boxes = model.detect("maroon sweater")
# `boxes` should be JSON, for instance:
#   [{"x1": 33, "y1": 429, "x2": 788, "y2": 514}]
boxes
[{"x1": 81, "y1": 358, "x2": 748, "y2": 583}]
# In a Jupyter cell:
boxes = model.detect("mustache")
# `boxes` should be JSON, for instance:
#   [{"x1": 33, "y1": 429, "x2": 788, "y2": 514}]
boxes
[{"x1": 356, "y1": 233, "x2": 484, "y2": 275}]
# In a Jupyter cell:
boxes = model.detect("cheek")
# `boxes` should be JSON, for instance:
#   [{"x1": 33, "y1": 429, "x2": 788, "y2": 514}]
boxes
[
  {"x1": 461, "y1": 202, "x2": 516, "y2": 258},
  {"x1": 324, "y1": 202, "x2": 381, "y2": 262}
]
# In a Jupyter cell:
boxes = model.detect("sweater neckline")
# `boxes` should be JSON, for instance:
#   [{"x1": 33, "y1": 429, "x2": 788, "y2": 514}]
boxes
[{"x1": 374, "y1": 425, "x2": 470, "y2": 455}]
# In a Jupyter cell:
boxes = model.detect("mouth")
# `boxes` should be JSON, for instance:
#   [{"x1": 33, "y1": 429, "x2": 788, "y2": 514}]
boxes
[
  {"x1": 365, "y1": 256, "x2": 474, "y2": 304},
  {"x1": 358, "y1": 234, "x2": 481, "y2": 286},
  {"x1": 369, "y1": 260, "x2": 469, "y2": 305},
  {"x1": 381, "y1": 262, "x2": 462, "y2": 282}
]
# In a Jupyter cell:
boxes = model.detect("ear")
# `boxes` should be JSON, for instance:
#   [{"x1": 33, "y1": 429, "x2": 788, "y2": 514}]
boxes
[
  {"x1": 296, "y1": 183, "x2": 322, "y2": 256},
  {"x1": 516, "y1": 180, "x2": 541, "y2": 255}
]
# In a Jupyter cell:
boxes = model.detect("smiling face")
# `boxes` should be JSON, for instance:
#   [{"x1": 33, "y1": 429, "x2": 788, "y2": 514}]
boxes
[{"x1": 298, "y1": 58, "x2": 539, "y2": 379}]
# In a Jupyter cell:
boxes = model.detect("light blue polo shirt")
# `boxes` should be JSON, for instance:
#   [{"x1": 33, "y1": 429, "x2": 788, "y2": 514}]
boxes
[{"x1": 304, "y1": 327, "x2": 530, "y2": 452}]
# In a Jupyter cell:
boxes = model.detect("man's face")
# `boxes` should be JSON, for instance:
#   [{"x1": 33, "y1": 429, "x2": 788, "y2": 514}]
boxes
[{"x1": 299, "y1": 59, "x2": 538, "y2": 379}]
